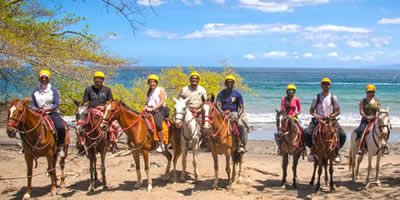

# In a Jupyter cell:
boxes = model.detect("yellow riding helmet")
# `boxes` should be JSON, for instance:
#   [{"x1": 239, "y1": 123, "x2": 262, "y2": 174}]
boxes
[
  {"x1": 321, "y1": 77, "x2": 332, "y2": 85},
  {"x1": 225, "y1": 75, "x2": 236, "y2": 82},
  {"x1": 147, "y1": 74, "x2": 159, "y2": 82},
  {"x1": 38, "y1": 69, "x2": 51, "y2": 79},
  {"x1": 94, "y1": 71, "x2": 105, "y2": 78},
  {"x1": 189, "y1": 71, "x2": 201, "y2": 79},
  {"x1": 286, "y1": 83, "x2": 296, "y2": 91},
  {"x1": 366, "y1": 84, "x2": 376, "y2": 92}
]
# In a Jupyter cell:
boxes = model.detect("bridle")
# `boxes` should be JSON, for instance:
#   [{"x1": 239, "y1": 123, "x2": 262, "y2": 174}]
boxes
[{"x1": 8, "y1": 103, "x2": 44, "y2": 134}]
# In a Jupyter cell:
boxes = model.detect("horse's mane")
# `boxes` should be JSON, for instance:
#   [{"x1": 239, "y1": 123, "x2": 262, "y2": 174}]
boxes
[{"x1": 118, "y1": 101, "x2": 140, "y2": 115}]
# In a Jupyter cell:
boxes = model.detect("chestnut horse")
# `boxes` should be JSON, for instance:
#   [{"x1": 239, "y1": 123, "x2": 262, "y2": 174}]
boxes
[
  {"x1": 74, "y1": 101, "x2": 108, "y2": 192},
  {"x1": 309, "y1": 117, "x2": 339, "y2": 192},
  {"x1": 100, "y1": 100, "x2": 178, "y2": 192},
  {"x1": 6, "y1": 99, "x2": 69, "y2": 199},
  {"x1": 206, "y1": 95, "x2": 243, "y2": 189},
  {"x1": 275, "y1": 110, "x2": 304, "y2": 188}
]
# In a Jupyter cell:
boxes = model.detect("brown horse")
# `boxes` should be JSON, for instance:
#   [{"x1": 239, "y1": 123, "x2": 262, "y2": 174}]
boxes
[
  {"x1": 206, "y1": 95, "x2": 243, "y2": 189},
  {"x1": 74, "y1": 101, "x2": 108, "y2": 192},
  {"x1": 275, "y1": 110, "x2": 304, "y2": 188},
  {"x1": 6, "y1": 98, "x2": 69, "y2": 199},
  {"x1": 100, "y1": 100, "x2": 178, "y2": 192},
  {"x1": 309, "y1": 117, "x2": 339, "y2": 192}
]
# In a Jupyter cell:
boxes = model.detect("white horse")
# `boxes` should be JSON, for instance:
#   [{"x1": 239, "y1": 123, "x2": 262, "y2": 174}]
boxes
[
  {"x1": 349, "y1": 109, "x2": 391, "y2": 187},
  {"x1": 172, "y1": 96, "x2": 211, "y2": 182}
]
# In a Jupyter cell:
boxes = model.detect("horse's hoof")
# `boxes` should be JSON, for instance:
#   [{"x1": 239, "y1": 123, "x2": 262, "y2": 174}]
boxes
[
  {"x1": 147, "y1": 185, "x2": 153, "y2": 192},
  {"x1": 309, "y1": 181, "x2": 314, "y2": 186},
  {"x1": 292, "y1": 183, "x2": 297, "y2": 189},
  {"x1": 179, "y1": 175, "x2": 185, "y2": 182},
  {"x1": 23, "y1": 193, "x2": 31, "y2": 200},
  {"x1": 162, "y1": 174, "x2": 170, "y2": 181},
  {"x1": 134, "y1": 182, "x2": 142, "y2": 189},
  {"x1": 102, "y1": 186, "x2": 108, "y2": 191},
  {"x1": 376, "y1": 180, "x2": 381, "y2": 186},
  {"x1": 88, "y1": 184, "x2": 95, "y2": 192},
  {"x1": 330, "y1": 187, "x2": 335, "y2": 192},
  {"x1": 212, "y1": 181, "x2": 218, "y2": 189}
]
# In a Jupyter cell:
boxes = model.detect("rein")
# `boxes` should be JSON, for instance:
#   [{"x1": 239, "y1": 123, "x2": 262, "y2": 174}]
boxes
[
  {"x1": 279, "y1": 115, "x2": 303, "y2": 154},
  {"x1": 8, "y1": 106, "x2": 45, "y2": 134}
]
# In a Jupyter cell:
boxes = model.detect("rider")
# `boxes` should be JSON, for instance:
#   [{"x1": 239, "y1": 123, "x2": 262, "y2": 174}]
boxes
[
  {"x1": 143, "y1": 74, "x2": 168, "y2": 153},
  {"x1": 216, "y1": 75, "x2": 248, "y2": 153},
  {"x1": 304, "y1": 77, "x2": 347, "y2": 163},
  {"x1": 31, "y1": 69, "x2": 66, "y2": 158},
  {"x1": 354, "y1": 84, "x2": 387, "y2": 154},
  {"x1": 275, "y1": 84, "x2": 304, "y2": 154},
  {"x1": 82, "y1": 71, "x2": 117, "y2": 153}
]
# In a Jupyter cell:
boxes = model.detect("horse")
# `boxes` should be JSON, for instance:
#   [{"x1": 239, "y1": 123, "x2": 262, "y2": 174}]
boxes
[
  {"x1": 6, "y1": 98, "x2": 70, "y2": 199},
  {"x1": 171, "y1": 96, "x2": 210, "y2": 182},
  {"x1": 99, "y1": 100, "x2": 175, "y2": 192},
  {"x1": 74, "y1": 101, "x2": 108, "y2": 192},
  {"x1": 206, "y1": 95, "x2": 243, "y2": 189},
  {"x1": 309, "y1": 117, "x2": 339, "y2": 192},
  {"x1": 349, "y1": 109, "x2": 391, "y2": 187},
  {"x1": 275, "y1": 110, "x2": 304, "y2": 188}
]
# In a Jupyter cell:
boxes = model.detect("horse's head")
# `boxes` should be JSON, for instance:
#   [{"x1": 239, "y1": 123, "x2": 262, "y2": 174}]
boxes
[
  {"x1": 100, "y1": 100, "x2": 120, "y2": 131},
  {"x1": 7, "y1": 98, "x2": 30, "y2": 138},
  {"x1": 201, "y1": 95, "x2": 212, "y2": 130},
  {"x1": 275, "y1": 109, "x2": 290, "y2": 136},
  {"x1": 376, "y1": 109, "x2": 391, "y2": 144},
  {"x1": 320, "y1": 117, "x2": 339, "y2": 138},
  {"x1": 74, "y1": 100, "x2": 89, "y2": 136},
  {"x1": 173, "y1": 97, "x2": 188, "y2": 128}
]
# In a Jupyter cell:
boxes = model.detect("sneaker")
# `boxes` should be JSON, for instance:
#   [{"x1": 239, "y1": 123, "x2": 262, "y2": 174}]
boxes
[
  {"x1": 383, "y1": 146, "x2": 390, "y2": 155},
  {"x1": 59, "y1": 149, "x2": 65, "y2": 158},
  {"x1": 334, "y1": 154, "x2": 341, "y2": 163},
  {"x1": 238, "y1": 146, "x2": 247, "y2": 153},
  {"x1": 156, "y1": 144, "x2": 164, "y2": 153},
  {"x1": 308, "y1": 153, "x2": 315, "y2": 162}
]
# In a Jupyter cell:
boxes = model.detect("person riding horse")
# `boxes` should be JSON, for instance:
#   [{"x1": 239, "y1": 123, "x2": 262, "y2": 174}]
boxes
[
  {"x1": 143, "y1": 74, "x2": 168, "y2": 153},
  {"x1": 82, "y1": 71, "x2": 118, "y2": 153},
  {"x1": 354, "y1": 84, "x2": 389, "y2": 155},
  {"x1": 31, "y1": 69, "x2": 66, "y2": 158},
  {"x1": 304, "y1": 77, "x2": 347, "y2": 163},
  {"x1": 275, "y1": 83, "x2": 305, "y2": 155},
  {"x1": 216, "y1": 75, "x2": 248, "y2": 153}
]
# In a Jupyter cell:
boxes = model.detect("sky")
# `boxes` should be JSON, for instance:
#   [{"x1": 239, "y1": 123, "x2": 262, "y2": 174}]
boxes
[{"x1": 44, "y1": 0, "x2": 400, "y2": 68}]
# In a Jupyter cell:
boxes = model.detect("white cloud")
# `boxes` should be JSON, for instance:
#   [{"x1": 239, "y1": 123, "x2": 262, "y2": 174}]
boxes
[
  {"x1": 303, "y1": 52, "x2": 313, "y2": 58},
  {"x1": 183, "y1": 23, "x2": 300, "y2": 39},
  {"x1": 378, "y1": 18, "x2": 400, "y2": 25},
  {"x1": 371, "y1": 37, "x2": 391, "y2": 48},
  {"x1": 243, "y1": 53, "x2": 256, "y2": 60},
  {"x1": 312, "y1": 42, "x2": 336, "y2": 48},
  {"x1": 182, "y1": 0, "x2": 202, "y2": 5},
  {"x1": 239, "y1": 0, "x2": 329, "y2": 13},
  {"x1": 346, "y1": 40, "x2": 370, "y2": 48},
  {"x1": 137, "y1": 0, "x2": 166, "y2": 6},
  {"x1": 327, "y1": 42, "x2": 336, "y2": 48},
  {"x1": 305, "y1": 25, "x2": 371, "y2": 33},
  {"x1": 212, "y1": 0, "x2": 224, "y2": 4},
  {"x1": 327, "y1": 51, "x2": 338, "y2": 57},
  {"x1": 146, "y1": 30, "x2": 177, "y2": 39},
  {"x1": 264, "y1": 51, "x2": 288, "y2": 58}
]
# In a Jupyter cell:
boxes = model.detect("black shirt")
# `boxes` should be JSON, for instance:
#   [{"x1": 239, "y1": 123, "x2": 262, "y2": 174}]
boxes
[{"x1": 83, "y1": 85, "x2": 113, "y2": 107}]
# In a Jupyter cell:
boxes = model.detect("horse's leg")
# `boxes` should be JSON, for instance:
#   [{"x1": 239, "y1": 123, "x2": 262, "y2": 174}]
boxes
[
  {"x1": 356, "y1": 153, "x2": 364, "y2": 180},
  {"x1": 375, "y1": 152, "x2": 382, "y2": 186},
  {"x1": 23, "y1": 155, "x2": 33, "y2": 199},
  {"x1": 225, "y1": 148, "x2": 232, "y2": 187},
  {"x1": 315, "y1": 162, "x2": 323, "y2": 192},
  {"x1": 88, "y1": 152, "x2": 95, "y2": 192},
  {"x1": 210, "y1": 143, "x2": 219, "y2": 189},
  {"x1": 192, "y1": 137, "x2": 200, "y2": 181},
  {"x1": 292, "y1": 152, "x2": 301, "y2": 188},
  {"x1": 324, "y1": 159, "x2": 328, "y2": 186},
  {"x1": 172, "y1": 141, "x2": 181, "y2": 183},
  {"x1": 59, "y1": 153, "x2": 66, "y2": 188},
  {"x1": 162, "y1": 148, "x2": 173, "y2": 181},
  {"x1": 329, "y1": 159, "x2": 335, "y2": 192},
  {"x1": 94, "y1": 153, "x2": 98, "y2": 181},
  {"x1": 310, "y1": 159, "x2": 317, "y2": 185},
  {"x1": 180, "y1": 139, "x2": 187, "y2": 181},
  {"x1": 366, "y1": 153, "x2": 373, "y2": 187},
  {"x1": 47, "y1": 155, "x2": 57, "y2": 196},
  {"x1": 143, "y1": 150, "x2": 153, "y2": 192},
  {"x1": 133, "y1": 151, "x2": 142, "y2": 189},
  {"x1": 101, "y1": 146, "x2": 108, "y2": 191},
  {"x1": 281, "y1": 153, "x2": 288, "y2": 187}
]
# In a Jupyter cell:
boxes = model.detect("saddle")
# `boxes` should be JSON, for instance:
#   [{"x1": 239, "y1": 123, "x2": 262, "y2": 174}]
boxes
[
  {"x1": 144, "y1": 115, "x2": 170, "y2": 144},
  {"x1": 359, "y1": 121, "x2": 375, "y2": 150}
]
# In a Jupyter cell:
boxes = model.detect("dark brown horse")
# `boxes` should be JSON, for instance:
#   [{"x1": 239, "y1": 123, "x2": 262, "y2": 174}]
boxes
[
  {"x1": 309, "y1": 117, "x2": 339, "y2": 192},
  {"x1": 6, "y1": 99, "x2": 69, "y2": 199},
  {"x1": 100, "y1": 100, "x2": 178, "y2": 192},
  {"x1": 275, "y1": 110, "x2": 304, "y2": 188},
  {"x1": 206, "y1": 95, "x2": 243, "y2": 189},
  {"x1": 74, "y1": 101, "x2": 108, "y2": 192}
]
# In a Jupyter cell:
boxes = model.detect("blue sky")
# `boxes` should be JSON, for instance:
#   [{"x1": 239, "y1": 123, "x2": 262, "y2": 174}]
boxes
[{"x1": 46, "y1": 0, "x2": 400, "y2": 68}]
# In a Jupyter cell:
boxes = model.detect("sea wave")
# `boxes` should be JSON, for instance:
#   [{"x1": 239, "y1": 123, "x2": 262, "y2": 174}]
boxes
[{"x1": 246, "y1": 113, "x2": 400, "y2": 128}]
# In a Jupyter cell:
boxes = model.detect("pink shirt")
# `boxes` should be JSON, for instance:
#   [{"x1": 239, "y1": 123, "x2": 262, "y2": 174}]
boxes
[{"x1": 281, "y1": 96, "x2": 301, "y2": 117}]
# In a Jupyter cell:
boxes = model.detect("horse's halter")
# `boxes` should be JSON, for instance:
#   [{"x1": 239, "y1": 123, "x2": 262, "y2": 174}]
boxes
[
  {"x1": 7, "y1": 102, "x2": 27, "y2": 129},
  {"x1": 76, "y1": 105, "x2": 91, "y2": 127},
  {"x1": 277, "y1": 112, "x2": 290, "y2": 135},
  {"x1": 375, "y1": 111, "x2": 391, "y2": 139},
  {"x1": 102, "y1": 102, "x2": 121, "y2": 125},
  {"x1": 202, "y1": 102, "x2": 214, "y2": 124}
]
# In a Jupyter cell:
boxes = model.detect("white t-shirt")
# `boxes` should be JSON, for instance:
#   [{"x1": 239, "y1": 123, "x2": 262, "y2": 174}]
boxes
[
  {"x1": 310, "y1": 93, "x2": 340, "y2": 116},
  {"x1": 146, "y1": 87, "x2": 166, "y2": 107},
  {"x1": 179, "y1": 85, "x2": 207, "y2": 109}
]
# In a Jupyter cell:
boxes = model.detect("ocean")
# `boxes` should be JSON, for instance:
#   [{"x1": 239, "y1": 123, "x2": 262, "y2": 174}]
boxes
[{"x1": 3, "y1": 67, "x2": 400, "y2": 141}]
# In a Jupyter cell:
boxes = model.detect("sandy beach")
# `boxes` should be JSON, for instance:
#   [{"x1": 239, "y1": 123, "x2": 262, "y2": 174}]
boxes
[{"x1": 0, "y1": 126, "x2": 399, "y2": 200}]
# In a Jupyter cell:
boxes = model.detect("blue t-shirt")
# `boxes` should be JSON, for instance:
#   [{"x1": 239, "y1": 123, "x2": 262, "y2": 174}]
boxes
[{"x1": 216, "y1": 89, "x2": 244, "y2": 112}]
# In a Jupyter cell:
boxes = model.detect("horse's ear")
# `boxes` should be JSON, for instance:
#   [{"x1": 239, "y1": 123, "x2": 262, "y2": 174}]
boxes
[
  {"x1": 173, "y1": 97, "x2": 178, "y2": 103},
  {"x1": 210, "y1": 94, "x2": 215, "y2": 103},
  {"x1": 72, "y1": 99, "x2": 80, "y2": 107},
  {"x1": 9, "y1": 98, "x2": 18, "y2": 106},
  {"x1": 275, "y1": 109, "x2": 279, "y2": 113},
  {"x1": 201, "y1": 95, "x2": 206, "y2": 103},
  {"x1": 23, "y1": 98, "x2": 30, "y2": 106}
]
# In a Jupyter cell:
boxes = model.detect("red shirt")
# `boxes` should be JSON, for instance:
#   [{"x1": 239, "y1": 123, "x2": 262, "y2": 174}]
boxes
[{"x1": 281, "y1": 96, "x2": 301, "y2": 117}]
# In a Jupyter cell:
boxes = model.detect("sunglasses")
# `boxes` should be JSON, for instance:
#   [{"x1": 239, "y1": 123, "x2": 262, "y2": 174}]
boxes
[{"x1": 367, "y1": 91, "x2": 375, "y2": 94}]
